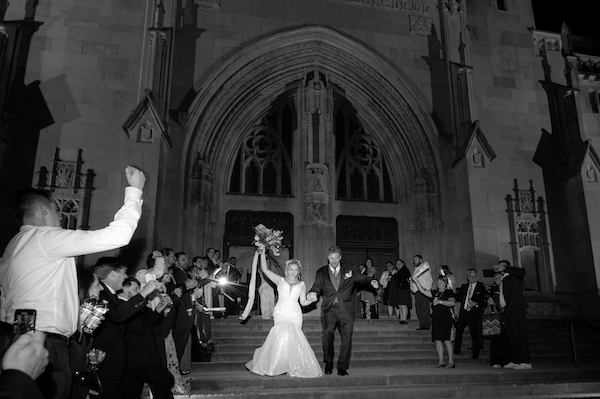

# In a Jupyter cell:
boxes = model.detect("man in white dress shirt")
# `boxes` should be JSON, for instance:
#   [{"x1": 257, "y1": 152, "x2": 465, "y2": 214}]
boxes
[{"x1": 0, "y1": 166, "x2": 146, "y2": 399}]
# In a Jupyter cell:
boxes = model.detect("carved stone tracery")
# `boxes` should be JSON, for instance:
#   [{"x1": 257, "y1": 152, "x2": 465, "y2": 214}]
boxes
[{"x1": 186, "y1": 32, "x2": 439, "y2": 194}]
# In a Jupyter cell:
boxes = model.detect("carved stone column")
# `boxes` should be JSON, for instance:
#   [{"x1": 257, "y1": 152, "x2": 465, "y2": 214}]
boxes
[
  {"x1": 298, "y1": 70, "x2": 334, "y2": 294},
  {"x1": 182, "y1": 152, "x2": 215, "y2": 256}
]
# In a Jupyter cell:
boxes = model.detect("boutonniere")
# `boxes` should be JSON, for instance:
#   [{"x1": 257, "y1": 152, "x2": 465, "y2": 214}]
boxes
[{"x1": 344, "y1": 270, "x2": 352, "y2": 280}]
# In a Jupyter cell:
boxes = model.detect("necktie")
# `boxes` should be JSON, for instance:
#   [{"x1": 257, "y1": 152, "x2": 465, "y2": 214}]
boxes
[
  {"x1": 464, "y1": 283, "x2": 475, "y2": 310},
  {"x1": 331, "y1": 266, "x2": 339, "y2": 276}
]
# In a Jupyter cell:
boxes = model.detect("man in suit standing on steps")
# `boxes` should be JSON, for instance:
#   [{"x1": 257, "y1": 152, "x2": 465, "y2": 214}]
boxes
[
  {"x1": 307, "y1": 246, "x2": 379, "y2": 376},
  {"x1": 453, "y1": 269, "x2": 487, "y2": 359},
  {"x1": 494, "y1": 260, "x2": 532, "y2": 370}
]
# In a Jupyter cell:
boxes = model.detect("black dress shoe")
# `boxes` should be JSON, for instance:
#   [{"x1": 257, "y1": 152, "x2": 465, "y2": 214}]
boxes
[
  {"x1": 325, "y1": 362, "x2": 333, "y2": 375},
  {"x1": 338, "y1": 369, "x2": 348, "y2": 376},
  {"x1": 453, "y1": 350, "x2": 461, "y2": 355},
  {"x1": 471, "y1": 353, "x2": 479, "y2": 359}
]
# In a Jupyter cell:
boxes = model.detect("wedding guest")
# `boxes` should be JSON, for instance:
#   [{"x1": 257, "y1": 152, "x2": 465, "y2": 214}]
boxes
[
  {"x1": 395, "y1": 259, "x2": 412, "y2": 324},
  {"x1": 0, "y1": 166, "x2": 146, "y2": 399},
  {"x1": 170, "y1": 252, "x2": 197, "y2": 374},
  {"x1": 152, "y1": 268, "x2": 189, "y2": 395},
  {"x1": 69, "y1": 268, "x2": 105, "y2": 399},
  {"x1": 431, "y1": 276, "x2": 456, "y2": 368},
  {"x1": 359, "y1": 258, "x2": 380, "y2": 319},
  {"x1": 379, "y1": 262, "x2": 398, "y2": 319},
  {"x1": 453, "y1": 269, "x2": 486, "y2": 359},
  {"x1": 411, "y1": 255, "x2": 433, "y2": 330},
  {"x1": 205, "y1": 248, "x2": 217, "y2": 274},
  {"x1": 121, "y1": 278, "x2": 174, "y2": 399},
  {"x1": 494, "y1": 260, "x2": 532, "y2": 370},
  {"x1": 487, "y1": 272, "x2": 512, "y2": 368},
  {"x1": 93, "y1": 257, "x2": 162, "y2": 399}
]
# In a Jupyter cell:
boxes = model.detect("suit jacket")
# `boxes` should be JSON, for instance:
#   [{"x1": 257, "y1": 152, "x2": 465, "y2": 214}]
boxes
[
  {"x1": 456, "y1": 281, "x2": 487, "y2": 312},
  {"x1": 124, "y1": 305, "x2": 164, "y2": 370},
  {"x1": 94, "y1": 282, "x2": 147, "y2": 380},
  {"x1": 171, "y1": 267, "x2": 192, "y2": 311},
  {"x1": 502, "y1": 267, "x2": 528, "y2": 314},
  {"x1": 309, "y1": 264, "x2": 374, "y2": 321},
  {"x1": 0, "y1": 369, "x2": 44, "y2": 399}
]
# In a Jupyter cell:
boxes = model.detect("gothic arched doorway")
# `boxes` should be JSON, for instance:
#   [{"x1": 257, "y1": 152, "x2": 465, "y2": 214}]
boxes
[{"x1": 180, "y1": 26, "x2": 444, "y2": 284}]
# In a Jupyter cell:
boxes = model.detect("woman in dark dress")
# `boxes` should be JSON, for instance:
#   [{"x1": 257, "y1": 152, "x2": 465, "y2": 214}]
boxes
[
  {"x1": 431, "y1": 275, "x2": 456, "y2": 368},
  {"x1": 394, "y1": 259, "x2": 412, "y2": 324}
]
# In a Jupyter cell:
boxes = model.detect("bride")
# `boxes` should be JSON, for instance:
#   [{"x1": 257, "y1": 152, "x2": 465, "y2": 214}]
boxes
[{"x1": 245, "y1": 248, "x2": 322, "y2": 378}]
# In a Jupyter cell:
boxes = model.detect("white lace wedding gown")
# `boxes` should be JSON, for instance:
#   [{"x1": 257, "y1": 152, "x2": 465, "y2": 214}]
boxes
[{"x1": 245, "y1": 279, "x2": 323, "y2": 378}]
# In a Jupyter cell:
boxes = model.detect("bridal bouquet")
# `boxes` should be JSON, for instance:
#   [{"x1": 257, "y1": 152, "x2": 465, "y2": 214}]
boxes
[{"x1": 252, "y1": 224, "x2": 283, "y2": 256}]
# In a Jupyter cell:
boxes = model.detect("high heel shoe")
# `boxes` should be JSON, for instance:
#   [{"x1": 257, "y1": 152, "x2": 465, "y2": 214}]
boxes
[
  {"x1": 445, "y1": 363, "x2": 456, "y2": 369},
  {"x1": 434, "y1": 363, "x2": 446, "y2": 368}
]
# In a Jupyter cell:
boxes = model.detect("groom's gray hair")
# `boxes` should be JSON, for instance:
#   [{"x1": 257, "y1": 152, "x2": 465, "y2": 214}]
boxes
[{"x1": 327, "y1": 246, "x2": 342, "y2": 255}]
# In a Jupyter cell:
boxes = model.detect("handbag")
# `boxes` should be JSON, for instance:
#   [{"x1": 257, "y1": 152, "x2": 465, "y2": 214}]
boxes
[{"x1": 482, "y1": 312, "x2": 502, "y2": 337}]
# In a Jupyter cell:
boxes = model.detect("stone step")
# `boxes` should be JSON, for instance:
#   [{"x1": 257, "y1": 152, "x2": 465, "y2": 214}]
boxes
[
  {"x1": 176, "y1": 366, "x2": 600, "y2": 399},
  {"x1": 191, "y1": 351, "x2": 598, "y2": 372}
]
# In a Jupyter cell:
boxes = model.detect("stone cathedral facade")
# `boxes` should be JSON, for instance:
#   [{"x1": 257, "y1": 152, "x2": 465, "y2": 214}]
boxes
[{"x1": 1, "y1": 0, "x2": 599, "y2": 316}]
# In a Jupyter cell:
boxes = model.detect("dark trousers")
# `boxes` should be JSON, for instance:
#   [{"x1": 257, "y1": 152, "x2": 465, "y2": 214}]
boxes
[
  {"x1": 454, "y1": 308, "x2": 482, "y2": 354},
  {"x1": 489, "y1": 329, "x2": 512, "y2": 366},
  {"x1": 122, "y1": 364, "x2": 174, "y2": 399},
  {"x1": 504, "y1": 309, "x2": 531, "y2": 364},
  {"x1": 415, "y1": 291, "x2": 430, "y2": 329},
  {"x1": 37, "y1": 334, "x2": 72, "y2": 399},
  {"x1": 322, "y1": 304, "x2": 353, "y2": 370}
]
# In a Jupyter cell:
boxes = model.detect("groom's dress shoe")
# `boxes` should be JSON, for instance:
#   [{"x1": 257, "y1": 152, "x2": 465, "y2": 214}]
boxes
[
  {"x1": 338, "y1": 369, "x2": 348, "y2": 376},
  {"x1": 325, "y1": 363, "x2": 333, "y2": 375}
]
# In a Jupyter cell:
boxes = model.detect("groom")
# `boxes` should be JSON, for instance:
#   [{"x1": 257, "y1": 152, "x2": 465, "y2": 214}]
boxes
[{"x1": 307, "y1": 246, "x2": 379, "y2": 376}]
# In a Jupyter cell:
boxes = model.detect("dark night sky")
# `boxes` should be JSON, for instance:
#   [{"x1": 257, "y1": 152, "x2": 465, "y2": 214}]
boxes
[{"x1": 531, "y1": 0, "x2": 597, "y2": 40}]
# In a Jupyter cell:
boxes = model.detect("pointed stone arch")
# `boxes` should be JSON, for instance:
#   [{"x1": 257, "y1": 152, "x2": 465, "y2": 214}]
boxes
[
  {"x1": 181, "y1": 26, "x2": 444, "y2": 257},
  {"x1": 184, "y1": 25, "x2": 442, "y2": 194}
]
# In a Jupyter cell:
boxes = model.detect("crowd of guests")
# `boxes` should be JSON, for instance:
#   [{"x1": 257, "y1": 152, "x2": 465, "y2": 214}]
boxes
[
  {"x1": 349, "y1": 255, "x2": 532, "y2": 371},
  {"x1": 0, "y1": 166, "x2": 243, "y2": 399},
  {"x1": 408, "y1": 256, "x2": 532, "y2": 370},
  {"x1": 0, "y1": 165, "x2": 534, "y2": 398}
]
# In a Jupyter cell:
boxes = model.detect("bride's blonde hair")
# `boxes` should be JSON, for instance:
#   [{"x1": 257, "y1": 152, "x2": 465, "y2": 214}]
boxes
[{"x1": 285, "y1": 259, "x2": 302, "y2": 279}]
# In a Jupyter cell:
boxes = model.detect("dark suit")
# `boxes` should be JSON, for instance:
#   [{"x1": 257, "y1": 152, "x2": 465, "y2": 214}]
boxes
[
  {"x1": 0, "y1": 369, "x2": 45, "y2": 399},
  {"x1": 171, "y1": 266, "x2": 194, "y2": 361},
  {"x1": 309, "y1": 264, "x2": 374, "y2": 371},
  {"x1": 123, "y1": 306, "x2": 174, "y2": 399},
  {"x1": 454, "y1": 281, "x2": 487, "y2": 355},
  {"x1": 93, "y1": 282, "x2": 147, "y2": 399},
  {"x1": 502, "y1": 267, "x2": 531, "y2": 364}
]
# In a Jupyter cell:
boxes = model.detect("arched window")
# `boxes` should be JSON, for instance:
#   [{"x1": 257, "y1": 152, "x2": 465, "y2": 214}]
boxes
[
  {"x1": 228, "y1": 99, "x2": 294, "y2": 196},
  {"x1": 334, "y1": 101, "x2": 394, "y2": 202}
]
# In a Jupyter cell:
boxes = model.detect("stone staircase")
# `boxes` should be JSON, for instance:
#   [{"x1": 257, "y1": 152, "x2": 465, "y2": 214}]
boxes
[{"x1": 177, "y1": 317, "x2": 600, "y2": 398}]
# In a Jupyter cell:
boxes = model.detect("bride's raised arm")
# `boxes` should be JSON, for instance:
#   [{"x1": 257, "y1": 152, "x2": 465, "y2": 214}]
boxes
[{"x1": 258, "y1": 247, "x2": 282, "y2": 285}]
